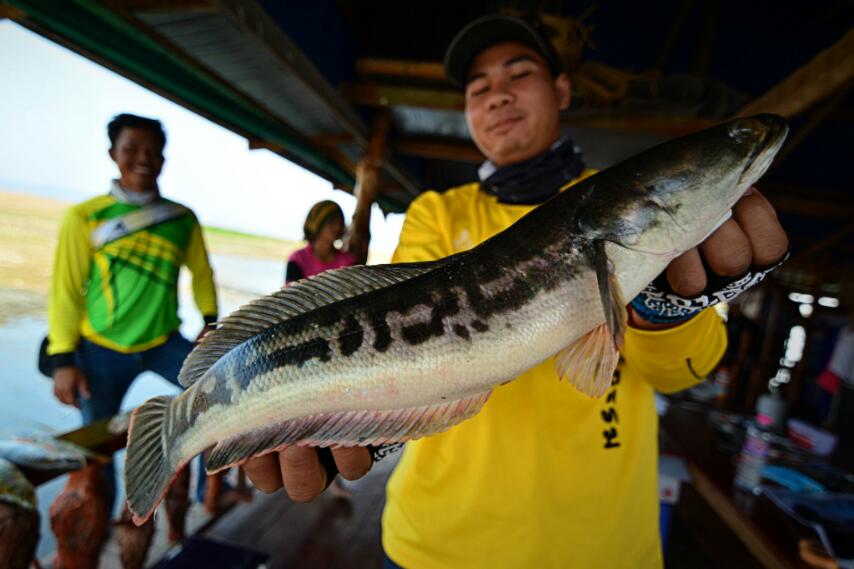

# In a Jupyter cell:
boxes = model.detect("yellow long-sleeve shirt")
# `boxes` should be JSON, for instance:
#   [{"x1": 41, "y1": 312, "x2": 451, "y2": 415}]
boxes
[
  {"x1": 48, "y1": 193, "x2": 217, "y2": 356},
  {"x1": 382, "y1": 179, "x2": 727, "y2": 569}
]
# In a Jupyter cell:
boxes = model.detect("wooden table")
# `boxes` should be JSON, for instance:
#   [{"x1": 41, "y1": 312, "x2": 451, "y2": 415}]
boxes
[{"x1": 661, "y1": 401, "x2": 815, "y2": 569}]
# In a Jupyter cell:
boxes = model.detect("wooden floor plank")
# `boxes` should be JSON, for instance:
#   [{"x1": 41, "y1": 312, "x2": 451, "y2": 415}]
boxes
[{"x1": 204, "y1": 455, "x2": 399, "y2": 569}]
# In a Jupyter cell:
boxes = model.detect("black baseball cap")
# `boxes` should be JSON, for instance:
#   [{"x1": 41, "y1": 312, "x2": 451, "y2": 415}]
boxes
[{"x1": 444, "y1": 14, "x2": 562, "y2": 89}]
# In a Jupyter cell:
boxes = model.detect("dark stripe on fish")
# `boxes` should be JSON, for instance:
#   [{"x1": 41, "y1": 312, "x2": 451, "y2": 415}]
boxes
[
  {"x1": 339, "y1": 315, "x2": 364, "y2": 356},
  {"x1": 453, "y1": 324, "x2": 470, "y2": 340},
  {"x1": 369, "y1": 311, "x2": 393, "y2": 352},
  {"x1": 400, "y1": 290, "x2": 462, "y2": 345}
]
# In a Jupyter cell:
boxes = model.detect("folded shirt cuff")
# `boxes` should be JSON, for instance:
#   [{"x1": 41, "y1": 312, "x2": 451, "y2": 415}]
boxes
[{"x1": 49, "y1": 351, "x2": 77, "y2": 370}]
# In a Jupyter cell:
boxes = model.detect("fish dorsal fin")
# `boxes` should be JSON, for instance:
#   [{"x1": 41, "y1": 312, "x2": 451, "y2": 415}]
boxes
[{"x1": 178, "y1": 261, "x2": 439, "y2": 387}]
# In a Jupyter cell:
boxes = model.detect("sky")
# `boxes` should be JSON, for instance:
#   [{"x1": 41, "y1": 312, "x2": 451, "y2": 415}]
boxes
[{"x1": 0, "y1": 21, "x2": 404, "y2": 252}]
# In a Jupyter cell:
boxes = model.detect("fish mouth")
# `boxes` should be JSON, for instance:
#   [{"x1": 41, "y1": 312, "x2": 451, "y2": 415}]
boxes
[{"x1": 736, "y1": 114, "x2": 789, "y2": 192}]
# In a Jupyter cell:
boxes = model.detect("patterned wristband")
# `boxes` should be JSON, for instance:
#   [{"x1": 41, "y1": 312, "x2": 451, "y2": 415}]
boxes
[{"x1": 630, "y1": 253, "x2": 789, "y2": 325}]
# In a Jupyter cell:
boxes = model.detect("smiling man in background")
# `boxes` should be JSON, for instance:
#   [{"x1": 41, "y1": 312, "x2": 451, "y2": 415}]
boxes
[
  {"x1": 47, "y1": 113, "x2": 217, "y2": 504},
  {"x1": 242, "y1": 14, "x2": 789, "y2": 568}
]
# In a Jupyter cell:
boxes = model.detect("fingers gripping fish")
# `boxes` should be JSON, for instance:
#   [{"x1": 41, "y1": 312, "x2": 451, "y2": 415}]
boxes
[{"x1": 125, "y1": 114, "x2": 788, "y2": 523}]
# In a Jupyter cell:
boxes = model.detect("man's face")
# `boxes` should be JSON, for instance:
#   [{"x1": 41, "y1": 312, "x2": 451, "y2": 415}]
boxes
[
  {"x1": 464, "y1": 41, "x2": 570, "y2": 168},
  {"x1": 109, "y1": 127, "x2": 164, "y2": 192}
]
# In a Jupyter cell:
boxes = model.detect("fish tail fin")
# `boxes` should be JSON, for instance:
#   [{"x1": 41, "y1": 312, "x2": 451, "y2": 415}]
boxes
[{"x1": 125, "y1": 395, "x2": 175, "y2": 525}]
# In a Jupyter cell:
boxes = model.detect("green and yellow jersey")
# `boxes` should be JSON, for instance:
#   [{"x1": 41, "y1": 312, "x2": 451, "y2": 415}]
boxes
[
  {"x1": 382, "y1": 177, "x2": 727, "y2": 569},
  {"x1": 48, "y1": 193, "x2": 217, "y2": 357}
]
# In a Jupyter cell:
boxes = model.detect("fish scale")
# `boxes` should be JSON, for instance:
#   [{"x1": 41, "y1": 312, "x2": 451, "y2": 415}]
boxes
[{"x1": 125, "y1": 114, "x2": 789, "y2": 524}]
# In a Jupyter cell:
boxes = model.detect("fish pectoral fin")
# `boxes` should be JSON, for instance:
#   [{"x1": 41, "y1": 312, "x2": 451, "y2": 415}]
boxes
[
  {"x1": 554, "y1": 324, "x2": 620, "y2": 398},
  {"x1": 591, "y1": 240, "x2": 628, "y2": 351},
  {"x1": 206, "y1": 391, "x2": 493, "y2": 473}
]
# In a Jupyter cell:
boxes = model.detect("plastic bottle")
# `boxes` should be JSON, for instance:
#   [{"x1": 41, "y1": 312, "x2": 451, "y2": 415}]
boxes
[
  {"x1": 713, "y1": 367, "x2": 732, "y2": 402},
  {"x1": 733, "y1": 417, "x2": 773, "y2": 495}
]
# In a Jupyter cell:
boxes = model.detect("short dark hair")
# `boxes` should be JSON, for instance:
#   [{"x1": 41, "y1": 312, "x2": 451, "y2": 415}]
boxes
[{"x1": 107, "y1": 113, "x2": 167, "y2": 151}]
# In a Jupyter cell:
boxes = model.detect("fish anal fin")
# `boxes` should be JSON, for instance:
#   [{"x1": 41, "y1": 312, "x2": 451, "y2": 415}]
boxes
[
  {"x1": 206, "y1": 390, "x2": 492, "y2": 473},
  {"x1": 555, "y1": 324, "x2": 620, "y2": 398}
]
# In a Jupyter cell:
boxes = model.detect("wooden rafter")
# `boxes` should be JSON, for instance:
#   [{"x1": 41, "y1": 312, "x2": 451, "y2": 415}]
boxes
[
  {"x1": 0, "y1": 2, "x2": 25, "y2": 19},
  {"x1": 765, "y1": 194, "x2": 854, "y2": 220},
  {"x1": 356, "y1": 58, "x2": 446, "y2": 82},
  {"x1": 739, "y1": 28, "x2": 854, "y2": 118},
  {"x1": 393, "y1": 137, "x2": 484, "y2": 163},
  {"x1": 774, "y1": 84, "x2": 851, "y2": 165},
  {"x1": 562, "y1": 115, "x2": 717, "y2": 137},
  {"x1": 343, "y1": 82, "x2": 465, "y2": 111}
]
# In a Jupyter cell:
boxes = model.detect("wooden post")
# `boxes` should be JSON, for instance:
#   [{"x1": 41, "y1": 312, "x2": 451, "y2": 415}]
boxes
[
  {"x1": 165, "y1": 464, "x2": 190, "y2": 542},
  {"x1": 346, "y1": 111, "x2": 389, "y2": 265},
  {"x1": 747, "y1": 287, "x2": 783, "y2": 410},
  {"x1": 0, "y1": 499, "x2": 39, "y2": 569},
  {"x1": 49, "y1": 463, "x2": 110, "y2": 569},
  {"x1": 115, "y1": 504, "x2": 155, "y2": 569}
]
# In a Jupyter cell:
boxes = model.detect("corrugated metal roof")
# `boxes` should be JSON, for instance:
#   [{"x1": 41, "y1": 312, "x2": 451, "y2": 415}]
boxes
[{"x1": 139, "y1": 10, "x2": 350, "y2": 137}]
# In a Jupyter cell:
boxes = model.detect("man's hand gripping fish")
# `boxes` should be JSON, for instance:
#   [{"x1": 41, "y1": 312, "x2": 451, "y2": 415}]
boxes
[{"x1": 125, "y1": 114, "x2": 788, "y2": 523}]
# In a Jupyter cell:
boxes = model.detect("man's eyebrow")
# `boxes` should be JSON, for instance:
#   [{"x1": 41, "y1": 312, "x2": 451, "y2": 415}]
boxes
[
  {"x1": 466, "y1": 54, "x2": 538, "y2": 86},
  {"x1": 504, "y1": 54, "x2": 537, "y2": 67}
]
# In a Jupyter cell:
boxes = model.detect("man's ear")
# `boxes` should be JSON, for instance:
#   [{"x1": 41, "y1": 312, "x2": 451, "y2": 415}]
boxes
[
  {"x1": 108, "y1": 148, "x2": 116, "y2": 163},
  {"x1": 555, "y1": 72, "x2": 571, "y2": 111}
]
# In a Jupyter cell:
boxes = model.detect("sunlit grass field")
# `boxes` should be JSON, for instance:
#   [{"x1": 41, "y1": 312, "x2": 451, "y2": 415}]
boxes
[{"x1": 0, "y1": 189, "x2": 301, "y2": 322}]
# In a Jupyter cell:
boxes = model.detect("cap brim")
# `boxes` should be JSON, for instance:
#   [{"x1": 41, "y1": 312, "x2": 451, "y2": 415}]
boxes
[{"x1": 444, "y1": 14, "x2": 556, "y2": 89}]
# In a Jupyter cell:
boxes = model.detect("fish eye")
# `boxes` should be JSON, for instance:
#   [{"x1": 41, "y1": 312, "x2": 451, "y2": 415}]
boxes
[{"x1": 728, "y1": 120, "x2": 763, "y2": 144}]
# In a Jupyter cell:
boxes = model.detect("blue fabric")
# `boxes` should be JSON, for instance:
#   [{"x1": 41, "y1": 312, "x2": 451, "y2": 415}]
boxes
[
  {"x1": 383, "y1": 552, "x2": 403, "y2": 569},
  {"x1": 75, "y1": 333, "x2": 195, "y2": 510},
  {"x1": 77, "y1": 332, "x2": 192, "y2": 421}
]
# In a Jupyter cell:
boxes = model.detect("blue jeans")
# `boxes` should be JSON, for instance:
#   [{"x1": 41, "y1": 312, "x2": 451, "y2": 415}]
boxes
[
  {"x1": 384, "y1": 553, "x2": 403, "y2": 569},
  {"x1": 76, "y1": 333, "x2": 195, "y2": 509}
]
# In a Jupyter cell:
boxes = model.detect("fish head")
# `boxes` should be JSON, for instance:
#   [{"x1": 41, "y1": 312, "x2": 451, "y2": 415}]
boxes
[{"x1": 577, "y1": 114, "x2": 788, "y2": 259}]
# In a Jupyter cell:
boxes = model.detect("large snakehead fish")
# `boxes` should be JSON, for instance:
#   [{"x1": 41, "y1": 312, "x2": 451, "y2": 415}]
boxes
[{"x1": 126, "y1": 114, "x2": 788, "y2": 523}]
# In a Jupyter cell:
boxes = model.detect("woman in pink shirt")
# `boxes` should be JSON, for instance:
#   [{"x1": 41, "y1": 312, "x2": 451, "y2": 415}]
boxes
[{"x1": 286, "y1": 200, "x2": 357, "y2": 285}]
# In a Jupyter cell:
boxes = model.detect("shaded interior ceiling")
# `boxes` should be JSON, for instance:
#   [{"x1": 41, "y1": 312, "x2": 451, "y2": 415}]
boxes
[{"x1": 3, "y1": 0, "x2": 853, "y2": 292}]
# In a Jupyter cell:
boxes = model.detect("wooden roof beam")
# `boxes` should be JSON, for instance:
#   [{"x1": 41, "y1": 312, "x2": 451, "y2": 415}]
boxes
[
  {"x1": 766, "y1": 194, "x2": 854, "y2": 220},
  {"x1": 739, "y1": 28, "x2": 854, "y2": 118},
  {"x1": 356, "y1": 58, "x2": 446, "y2": 83},
  {"x1": 0, "y1": 2, "x2": 25, "y2": 19},
  {"x1": 561, "y1": 115, "x2": 717, "y2": 137},
  {"x1": 342, "y1": 82, "x2": 465, "y2": 111},
  {"x1": 392, "y1": 137, "x2": 484, "y2": 163}
]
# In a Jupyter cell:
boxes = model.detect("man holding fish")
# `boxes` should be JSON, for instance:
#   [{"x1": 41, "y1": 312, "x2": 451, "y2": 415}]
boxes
[{"x1": 142, "y1": 14, "x2": 788, "y2": 568}]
